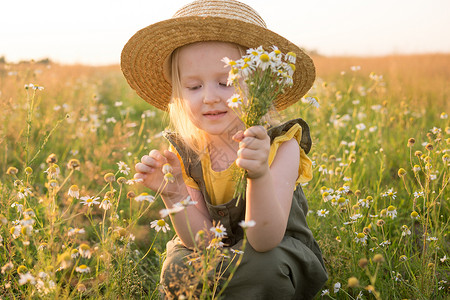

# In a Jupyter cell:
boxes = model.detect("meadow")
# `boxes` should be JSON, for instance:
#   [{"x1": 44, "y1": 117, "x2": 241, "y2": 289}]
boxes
[{"x1": 0, "y1": 53, "x2": 448, "y2": 299}]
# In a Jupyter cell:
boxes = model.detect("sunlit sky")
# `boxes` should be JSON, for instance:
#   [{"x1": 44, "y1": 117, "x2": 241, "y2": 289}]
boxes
[{"x1": 1, "y1": 0, "x2": 449, "y2": 65}]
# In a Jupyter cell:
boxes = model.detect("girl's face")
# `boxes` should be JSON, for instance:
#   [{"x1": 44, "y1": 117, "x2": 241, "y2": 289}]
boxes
[{"x1": 177, "y1": 42, "x2": 243, "y2": 138}]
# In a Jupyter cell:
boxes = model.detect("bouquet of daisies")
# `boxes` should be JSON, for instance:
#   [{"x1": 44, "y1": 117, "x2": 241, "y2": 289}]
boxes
[{"x1": 222, "y1": 46, "x2": 297, "y2": 204}]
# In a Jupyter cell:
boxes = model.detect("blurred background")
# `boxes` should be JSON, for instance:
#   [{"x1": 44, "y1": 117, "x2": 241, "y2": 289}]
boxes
[{"x1": 1, "y1": 0, "x2": 449, "y2": 65}]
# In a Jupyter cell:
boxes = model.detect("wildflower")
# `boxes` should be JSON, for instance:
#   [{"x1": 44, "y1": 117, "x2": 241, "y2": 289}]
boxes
[
  {"x1": 425, "y1": 143, "x2": 433, "y2": 151},
  {"x1": 440, "y1": 255, "x2": 447, "y2": 263},
  {"x1": 333, "y1": 282, "x2": 341, "y2": 293},
  {"x1": 350, "y1": 65, "x2": 361, "y2": 71},
  {"x1": 238, "y1": 220, "x2": 256, "y2": 228},
  {"x1": 67, "y1": 159, "x2": 81, "y2": 170},
  {"x1": 355, "y1": 232, "x2": 367, "y2": 245},
  {"x1": 381, "y1": 188, "x2": 396, "y2": 199},
  {"x1": 48, "y1": 179, "x2": 59, "y2": 189},
  {"x1": 347, "y1": 277, "x2": 359, "y2": 288},
  {"x1": 392, "y1": 271, "x2": 402, "y2": 282},
  {"x1": 126, "y1": 177, "x2": 143, "y2": 185},
  {"x1": 441, "y1": 112, "x2": 448, "y2": 119},
  {"x1": 397, "y1": 168, "x2": 407, "y2": 177},
  {"x1": 317, "y1": 209, "x2": 329, "y2": 217},
  {"x1": 21, "y1": 224, "x2": 33, "y2": 236},
  {"x1": 150, "y1": 219, "x2": 170, "y2": 233},
  {"x1": 410, "y1": 211, "x2": 420, "y2": 219},
  {"x1": 1, "y1": 262, "x2": 14, "y2": 274},
  {"x1": 350, "y1": 213, "x2": 363, "y2": 220},
  {"x1": 75, "y1": 265, "x2": 91, "y2": 273},
  {"x1": 134, "y1": 192, "x2": 155, "y2": 203},
  {"x1": 68, "y1": 185, "x2": 80, "y2": 198},
  {"x1": 210, "y1": 224, "x2": 227, "y2": 238},
  {"x1": 79, "y1": 243, "x2": 92, "y2": 258},
  {"x1": 117, "y1": 161, "x2": 131, "y2": 175},
  {"x1": 104, "y1": 172, "x2": 115, "y2": 183},
  {"x1": 337, "y1": 197, "x2": 348, "y2": 206},
  {"x1": 80, "y1": 195, "x2": 100, "y2": 207},
  {"x1": 68, "y1": 227, "x2": 85, "y2": 237},
  {"x1": 10, "y1": 225, "x2": 21, "y2": 239},
  {"x1": 358, "y1": 258, "x2": 368, "y2": 268},
  {"x1": 426, "y1": 236, "x2": 438, "y2": 242},
  {"x1": 356, "y1": 123, "x2": 366, "y2": 131},
  {"x1": 175, "y1": 195, "x2": 197, "y2": 207},
  {"x1": 19, "y1": 272, "x2": 36, "y2": 285},
  {"x1": 401, "y1": 225, "x2": 411, "y2": 236},
  {"x1": 303, "y1": 96, "x2": 320, "y2": 108},
  {"x1": 58, "y1": 252, "x2": 73, "y2": 270},
  {"x1": 399, "y1": 255, "x2": 407, "y2": 261},
  {"x1": 318, "y1": 165, "x2": 327, "y2": 174},
  {"x1": 227, "y1": 94, "x2": 243, "y2": 108},
  {"x1": 285, "y1": 51, "x2": 296, "y2": 63},
  {"x1": 162, "y1": 163, "x2": 173, "y2": 175},
  {"x1": 17, "y1": 185, "x2": 32, "y2": 199},
  {"x1": 71, "y1": 249, "x2": 79, "y2": 258},
  {"x1": 322, "y1": 191, "x2": 332, "y2": 202},
  {"x1": 321, "y1": 289, "x2": 330, "y2": 296},
  {"x1": 44, "y1": 165, "x2": 60, "y2": 178},
  {"x1": 207, "y1": 238, "x2": 225, "y2": 249},
  {"x1": 413, "y1": 165, "x2": 421, "y2": 172},
  {"x1": 230, "y1": 249, "x2": 244, "y2": 255},
  {"x1": 386, "y1": 205, "x2": 397, "y2": 219},
  {"x1": 159, "y1": 205, "x2": 184, "y2": 218},
  {"x1": 77, "y1": 283, "x2": 87, "y2": 292},
  {"x1": 379, "y1": 240, "x2": 391, "y2": 247},
  {"x1": 373, "y1": 254, "x2": 384, "y2": 263},
  {"x1": 6, "y1": 166, "x2": 18, "y2": 175},
  {"x1": 164, "y1": 173, "x2": 175, "y2": 183},
  {"x1": 99, "y1": 199, "x2": 112, "y2": 210}
]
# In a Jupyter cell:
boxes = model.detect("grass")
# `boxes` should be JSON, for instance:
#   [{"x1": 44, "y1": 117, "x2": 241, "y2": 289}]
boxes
[{"x1": 0, "y1": 54, "x2": 448, "y2": 299}]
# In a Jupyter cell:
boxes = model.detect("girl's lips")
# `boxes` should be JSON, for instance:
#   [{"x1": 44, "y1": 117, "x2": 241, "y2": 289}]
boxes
[{"x1": 203, "y1": 111, "x2": 227, "y2": 120}]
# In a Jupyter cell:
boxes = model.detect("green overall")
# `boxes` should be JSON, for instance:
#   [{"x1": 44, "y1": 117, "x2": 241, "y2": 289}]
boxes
[{"x1": 161, "y1": 118, "x2": 328, "y2": 299}]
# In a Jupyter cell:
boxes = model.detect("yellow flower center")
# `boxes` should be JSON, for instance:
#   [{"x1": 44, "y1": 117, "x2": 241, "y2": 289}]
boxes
[
  {"x1": 356, "y1": 233, "x2": 365, "y2": 239},
  {"x1": 387, "y1": 205, "x2": 396, "y2": 211},
  {"x1": 259, "y1": 53, "x2": 270, "y2": 62},
  {"x1": 157, "y1": 220, "x2": 166, "y2": 227}
]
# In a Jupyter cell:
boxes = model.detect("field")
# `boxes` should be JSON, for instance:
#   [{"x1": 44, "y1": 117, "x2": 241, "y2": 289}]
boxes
[{"x1": 0, "y1": 53, "x2": 449, "y2": 299}]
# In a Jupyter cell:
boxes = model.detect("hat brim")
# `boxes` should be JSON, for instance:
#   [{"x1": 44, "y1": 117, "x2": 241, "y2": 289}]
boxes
[{"x1": 121, "y1": 16, "x2": 315, "y2": 111}]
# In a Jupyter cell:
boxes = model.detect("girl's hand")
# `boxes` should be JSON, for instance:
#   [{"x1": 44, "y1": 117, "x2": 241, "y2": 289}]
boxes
[
  {"x1": 134, "y1": 149, "x2": 184, "y2": 198},
  {"x1": 233, "y1": 126, "x2": 271, "y2": 179}
]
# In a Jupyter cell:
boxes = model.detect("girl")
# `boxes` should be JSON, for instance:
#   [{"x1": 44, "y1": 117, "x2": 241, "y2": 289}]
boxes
[{"x1": 122, "y1": 0, "x2": 327, "y2": 298}]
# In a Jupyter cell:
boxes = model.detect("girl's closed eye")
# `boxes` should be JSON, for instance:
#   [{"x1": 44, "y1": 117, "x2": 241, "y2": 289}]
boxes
[{"x1": 187, "y1": 85, "x2": 202, "y2": 91}]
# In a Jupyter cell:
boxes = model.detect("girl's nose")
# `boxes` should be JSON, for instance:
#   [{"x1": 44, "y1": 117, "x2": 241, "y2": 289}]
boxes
[{"x1": 203, "y1": 84, "x2": 221, "y2": 104}]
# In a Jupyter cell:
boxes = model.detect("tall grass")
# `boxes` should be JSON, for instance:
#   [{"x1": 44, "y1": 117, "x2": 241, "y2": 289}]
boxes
[{"x1": 0, "y1": 54, "x2": 448, "y2": 298}]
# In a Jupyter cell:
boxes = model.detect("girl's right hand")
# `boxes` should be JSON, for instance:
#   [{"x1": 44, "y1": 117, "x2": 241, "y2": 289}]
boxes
[{"x1": 134, "y1": 149, "x2": 184, "y2": 198}]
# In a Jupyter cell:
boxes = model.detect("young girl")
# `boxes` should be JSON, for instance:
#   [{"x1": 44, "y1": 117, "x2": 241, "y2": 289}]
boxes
[{"x1": 122, "y1": 0, "x2": 327, "y2": 298}]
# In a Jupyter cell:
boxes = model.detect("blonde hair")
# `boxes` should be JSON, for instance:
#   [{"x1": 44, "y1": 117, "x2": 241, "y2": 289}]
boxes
[{"x1": 167, "y1": 42, "x2": 278, "y2": 157}]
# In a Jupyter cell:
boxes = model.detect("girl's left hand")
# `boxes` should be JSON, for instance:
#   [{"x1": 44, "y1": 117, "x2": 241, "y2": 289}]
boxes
[{"x1": 233, "y1": 125, "x2": 270, "y2": 179}]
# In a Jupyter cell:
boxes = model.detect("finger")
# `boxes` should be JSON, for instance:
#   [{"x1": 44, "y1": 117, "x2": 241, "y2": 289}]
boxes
[
  {"x1": 135, "y1": 162, "x2": 154, "y2": 174},
  {"x1": 141, "y1": 155, "x2": 160, "y2": 168},
  {"x1": 163, "y1": 150, "x2": 180, "y2": 166},
  {"x1": 232, "y1": 130, "x2": 245, "y2": 142},
  {"x1": 237, "y1": 147, "x2": 264, "y2": 161},
  {"x1": 134, "y1": 172, "x2": 147, "y2": 180},
  {"x1": 243, "y1": 125, "x2": 267, "y2": 140},
  {"x1": 239, "y1": 136, "x2": 260, "y2": 150}
]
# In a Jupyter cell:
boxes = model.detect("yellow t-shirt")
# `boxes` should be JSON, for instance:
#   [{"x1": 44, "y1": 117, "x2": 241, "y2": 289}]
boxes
[{"x1": 169, "y1": 123, "x2": 313, "y2": 205}]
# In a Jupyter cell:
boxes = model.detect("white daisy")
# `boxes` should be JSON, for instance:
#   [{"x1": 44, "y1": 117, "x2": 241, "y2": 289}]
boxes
[
  {"x1": 210, "y1": 224, "x2": 227, "y2": 238},
  {"x1": 80, "y1": 195, "x2": 100, "y2": 207},
  {"x1": 75, "y1": 265, "x2": 91, "y2": 273},
  {"x1": 150, "y1": 219, "x2": 170, "y2": 233}
]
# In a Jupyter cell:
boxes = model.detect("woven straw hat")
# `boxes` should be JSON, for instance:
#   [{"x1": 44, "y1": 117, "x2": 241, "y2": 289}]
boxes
[{"x1": 121, "y1": 0, "x2": 315, "y2": 111}]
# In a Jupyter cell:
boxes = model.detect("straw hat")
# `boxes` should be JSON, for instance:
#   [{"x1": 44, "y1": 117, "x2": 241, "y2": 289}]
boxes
[{"x1": 121, "y1": 0, "x2": 315, "y2": 111}]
